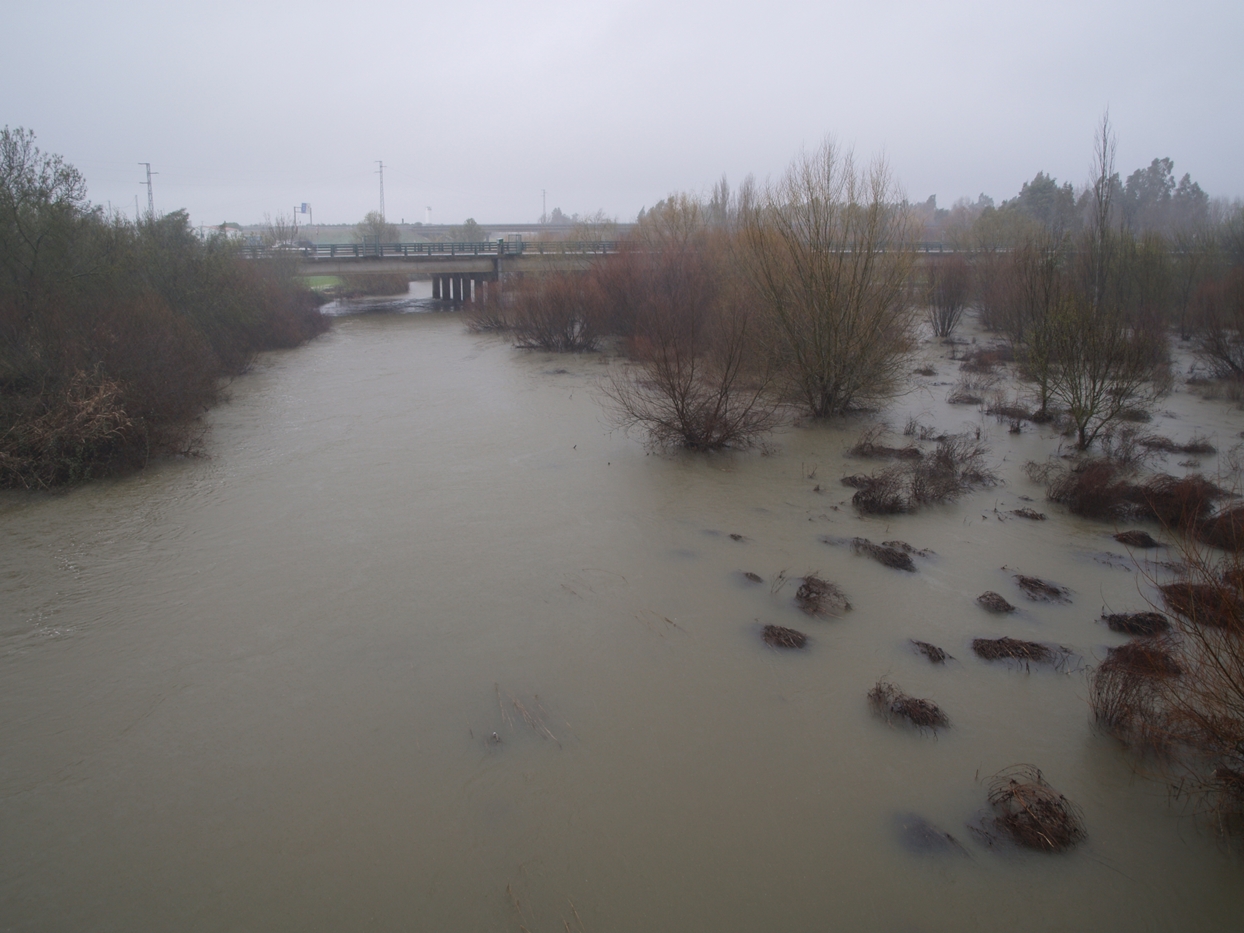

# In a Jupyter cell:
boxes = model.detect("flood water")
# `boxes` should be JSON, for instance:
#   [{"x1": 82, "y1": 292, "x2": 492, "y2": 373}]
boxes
[{"x1": 3, "y1": 294, "x2": 1242, "y2": 931}]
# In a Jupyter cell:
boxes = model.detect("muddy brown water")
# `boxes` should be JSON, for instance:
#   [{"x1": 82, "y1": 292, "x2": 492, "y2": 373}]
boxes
[{"x1": 3, "y1": 300, "x2": 1243, "y2": 931}]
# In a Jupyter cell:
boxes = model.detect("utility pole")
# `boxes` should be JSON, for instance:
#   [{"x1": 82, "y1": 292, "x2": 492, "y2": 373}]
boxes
[
  {"x1": 375, "y1": 161, "x2": 385, "y2": 220},
  {"x1": 542, "y1": 189, "x2": 546, "y2": 224},
  {"x1": 425, "y1": 206, "x2": 431, "y2": 224},
  {"x1": 138, "y1": 163, "x2": 157, "y2": 218}
]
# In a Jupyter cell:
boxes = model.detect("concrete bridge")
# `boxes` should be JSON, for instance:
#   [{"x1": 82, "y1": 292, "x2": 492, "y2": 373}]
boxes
[
  {"x1": 262, "y1": 238, "x2": 965, "y2": 304},
  {"x1": 273, "y1": 240, "x2": 620, "y2": 303}
]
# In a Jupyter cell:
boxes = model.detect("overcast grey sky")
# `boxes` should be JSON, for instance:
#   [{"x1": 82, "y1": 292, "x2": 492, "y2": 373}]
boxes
[{"x1": 4, "y1": 0, "x2": 1241, "y2": 227}]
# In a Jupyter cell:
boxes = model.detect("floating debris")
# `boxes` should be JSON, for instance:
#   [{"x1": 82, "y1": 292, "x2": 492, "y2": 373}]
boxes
[
  {"x1": 741, "y1": 571, "x2": 764, "y2": 584},
  {"x1": 981, "y1": 765, "x2": 1085, "y2": 852},
  {"x1": 977, "y1": 591, "x2": 1016, "y2": 614},
  {"x1": 1102, "y1": 611, "x2": 1170, "y2": 636},
  {"x1": 1015, "y1": 574, "x2": 1071, "y2": 603},
  {"x1": 762, "y1": 624, "x2": 808, "y2": 649},
  {"x1": 729, "y1": 533, "x2": 747, "y2": 542},
  {"x1": 852, "y1": 537, "x2": 917, "y2": 572},
  {"x1": 868, "y1": 680, "x2": 949, "y2": 730}
]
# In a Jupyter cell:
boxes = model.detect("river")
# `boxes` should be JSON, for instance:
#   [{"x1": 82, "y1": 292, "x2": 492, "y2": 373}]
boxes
[{"x1": 2, "y1": 291, "x2": 1241, "y2": 931}]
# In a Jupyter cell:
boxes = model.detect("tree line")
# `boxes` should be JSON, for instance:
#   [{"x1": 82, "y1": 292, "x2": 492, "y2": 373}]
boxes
[
  {"x1": 0, "y1": 128, "x2": 330, "y2": 488},
  {"x1": 472, "y1": 121, "x2": 1243, "y2": 454}
]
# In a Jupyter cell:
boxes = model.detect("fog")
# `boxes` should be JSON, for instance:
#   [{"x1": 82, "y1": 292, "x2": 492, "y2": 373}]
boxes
[{"x1": 3, "y1": 0, "x2": 1241, "y2": 226}]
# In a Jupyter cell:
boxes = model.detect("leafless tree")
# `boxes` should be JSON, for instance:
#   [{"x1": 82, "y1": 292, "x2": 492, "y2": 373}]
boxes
[
  {"x1": 1191, "y1": 268, "x2": 1244, "y2": 379},
  {"x1": 925, "y1": 254, "x2": 972, "y2": 337},
  {"x1": 1047, "y1": 292, "x2": 1170, "y2": 449},
  {"x1": 739, "y1": 141, "x2": 917, "y2": 417},
  {"x1": 507, "y1": 267, "x2": 603, "y2": 352},
  {"x1": 599, "y1": 201, "x2": 781, "y2": 450}
]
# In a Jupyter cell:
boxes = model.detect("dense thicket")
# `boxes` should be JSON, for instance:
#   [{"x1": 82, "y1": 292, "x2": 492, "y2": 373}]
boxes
[{"x1": 0, "y1": 128, "x2": 329, "y2": 488}]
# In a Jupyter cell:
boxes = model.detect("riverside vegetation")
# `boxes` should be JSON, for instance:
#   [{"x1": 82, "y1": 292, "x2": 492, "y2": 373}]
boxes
[
  {"x1": 467, "y1": 121, "x2": 1244, "y2": 847},
  {"x1": 0, "y1": 128, "x2": 329, "y2": 487}
]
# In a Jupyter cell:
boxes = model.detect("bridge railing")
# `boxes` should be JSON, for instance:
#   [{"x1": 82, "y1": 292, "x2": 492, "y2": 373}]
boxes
[
  {"x1": 243, "y1": 240, "x2": 976, "y2": 261},
  {"x1": 242, "y1": 241, "x2": 622, "y2": 261}
]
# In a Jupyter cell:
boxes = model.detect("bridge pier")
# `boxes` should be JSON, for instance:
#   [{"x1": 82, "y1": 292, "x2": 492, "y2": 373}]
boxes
[{"x1": 432, "y1": 276, "x2": 442, "y2": 300}]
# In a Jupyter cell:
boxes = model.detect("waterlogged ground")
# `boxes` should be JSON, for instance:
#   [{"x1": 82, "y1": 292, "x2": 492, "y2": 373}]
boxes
[{"x1": 2, "y1": 296, "x2": 1242, "y2": 931}]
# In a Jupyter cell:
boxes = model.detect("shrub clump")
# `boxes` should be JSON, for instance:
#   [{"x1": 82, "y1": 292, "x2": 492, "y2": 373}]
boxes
[
  {"x1": 1089, "y1": 542, "x2": 1244, "y2": 839},
  {"x1": 1115, "y1": 530, "x2": 1161, "y2": 548},
  {"x1": 1198, "y1": 505, "x2": 1244, "y2": 552},
  {"x1": 795, "y1": 573, "x2": 851, "y2": 616},
  {"x1": 911, "y1": 640, "x2": 950, "y2": 663},
  {"x1": 847, "y1": 424, "x2": 922, "y2": 460},
  {"x1": 977, "y1": 591, "x2": 1016, "y2": 614},
  {"x1": 1014, "y1": 574, "x2": 1071, "y2": 603},
  {"x1": 1103, "y1": 611, "x2": 1171, "y2": 636},
  {"x1": 868, "y1": 680, "x2": 949, "y2": 730},
  {"x1": 1046, "y1": 460, "x2": 1227, "y2": 527},
  {"x1": 762, "y1": 624, "x2": 808, "y2": 649},
  {"x1": 1159, "y1": 582, "x2": 1243, "y2": 630},
  {"x1": 1010, "y1": 507, "x2": 1047, "y2": 520},
  {"x1": 850, "y1": 433, "x2": 996, "y2": 515},
  {"x1": 851, "y1": 537, "x2": 917, "y2": 572},
  {"x1": 972, "y1": 637, "x2": 1056, "y2": 665},
  {"x1": 981, "y1": 765, "x2": 1086, "y2": 852}
]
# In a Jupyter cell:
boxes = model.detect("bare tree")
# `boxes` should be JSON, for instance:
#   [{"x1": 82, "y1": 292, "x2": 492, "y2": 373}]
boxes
[
  {"x1": 1047, "y1": 293, "x2": 1170, "y2": 449},
  {"x1": 599, "y1": 200, "x2": 781, "y2": 450},
  {"x1": 353, "y1": 210, "x2": 397, "y2": 246},
  {"x1": 507, "y1": 268, "x2": 603, "y2": 352},
  {"x1": 1191, "y1": 268, "x2": 1244, "y2": 379},
  {"x1": 740, "y1": 141, "x2": 917, "y2": 417},
  {"x1": 925, "y1": 254, "x2": 972, "y2": 338}
]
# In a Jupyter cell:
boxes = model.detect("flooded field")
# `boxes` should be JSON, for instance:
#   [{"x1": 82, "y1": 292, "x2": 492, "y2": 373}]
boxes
[{"x1": 2, "y1": 298, "x2": 1242, "y2": 931}]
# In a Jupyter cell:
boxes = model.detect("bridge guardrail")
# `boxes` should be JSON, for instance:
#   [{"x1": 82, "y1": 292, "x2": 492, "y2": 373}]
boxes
[
  {"x1": 242, "y1": 241, "x2": 623, "y2": 261},
  {"x1": 243, "y1": 241, "x2": 970, "y2": 261}
]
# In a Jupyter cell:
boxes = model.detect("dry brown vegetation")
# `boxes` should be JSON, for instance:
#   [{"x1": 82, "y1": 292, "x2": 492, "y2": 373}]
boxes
[
  {"x1": 1010, "y1": 507, "x2": 1047, "y2": 520},
  {"x1": 980, "y1": 765, "x2": 1086, "y2": 852},
  {"x1": 851, "y1": 537, "x2": 917, "y2": 572},
  {"x1": 1115, "y1": 529, "x2": 1161, "y2": 548},
  {"x1": 868, "y1": 680, "x2": 949, "y2": 730},
  {"x1": 849, "y1": 433, "x2": 996, "y2": 515},
  {"x1": 973, "y1": 637, "x2": 1057, "y2": 665},
  {"x1": 911, "y1": 640, "x2": 950, "y2": 663},
  {"x1": 1103, "y1": 611, "x2": 1171, "y2": 636},
  {"x1": 795, "y1": 573, "x2": 851, "y2": 616},
  {"x1": 762, "y1": 624, "x2": 808, "y2": 649},
  {"x1": 977, "y1": 591, "x2": 1017, "y2": 613},
  {"x1": 1014, "y1": 574, "x2": 1071, "y2": 602},
  {"x1": 1045, "y1": 459, "x2": 1227, "y2": 526},
  {"x1": 1090, "y1": 539, "x2": 1244, "y2": 838},
  {"x1": 847, "y1": 423, "x2": 922, "y2": 460}
]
